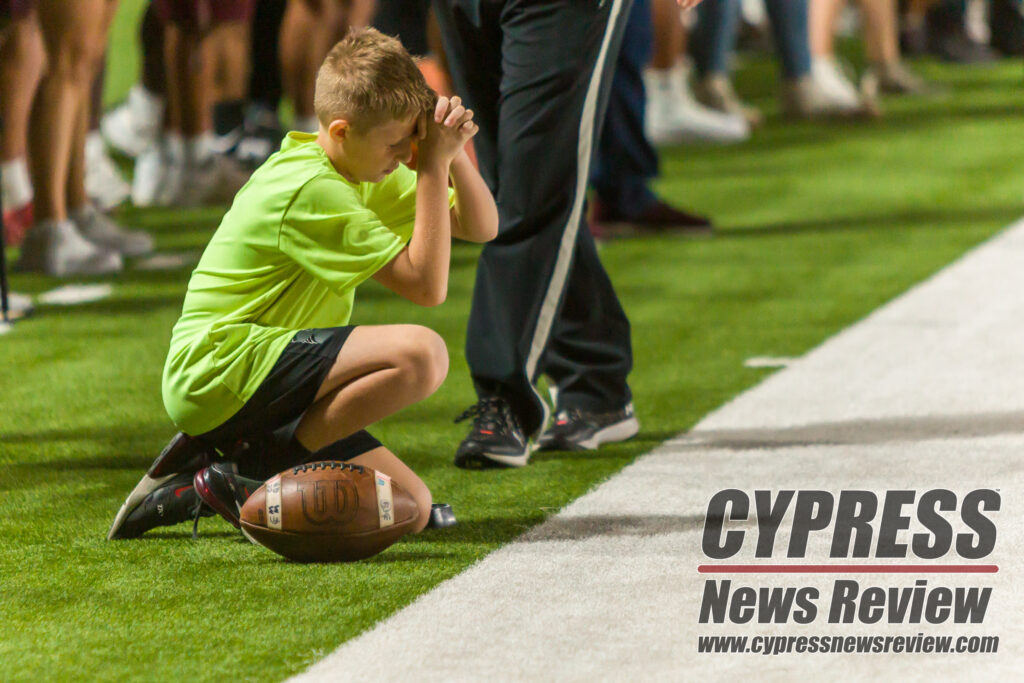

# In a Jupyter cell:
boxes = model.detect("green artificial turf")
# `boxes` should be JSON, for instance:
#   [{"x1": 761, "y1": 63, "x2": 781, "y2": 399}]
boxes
[{"x1": 2, "y1": 6, "x2": 1023, "y2": 680}]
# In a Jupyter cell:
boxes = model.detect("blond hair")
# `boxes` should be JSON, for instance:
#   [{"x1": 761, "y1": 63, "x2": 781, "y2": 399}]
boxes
[{"x1": 314, "y1": 28, "x2": 437, "y2": 131}]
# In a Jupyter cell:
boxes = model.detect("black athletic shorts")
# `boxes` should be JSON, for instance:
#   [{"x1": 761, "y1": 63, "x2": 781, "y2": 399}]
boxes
[{"x1": 196, "y1": 326, "x2": 382, "y2": 477}]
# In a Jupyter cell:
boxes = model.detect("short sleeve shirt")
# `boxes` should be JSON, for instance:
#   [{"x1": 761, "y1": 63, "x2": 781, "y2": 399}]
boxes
[{"x1": 162, "y1": 132, "x2": 445, "y2": 435}]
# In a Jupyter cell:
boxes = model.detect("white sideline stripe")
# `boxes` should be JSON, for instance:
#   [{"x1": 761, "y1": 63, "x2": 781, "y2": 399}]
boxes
[
  {"x1": 291, "y1": 217, "x2": 1024, "y2": 682},
  {"x1": 524, "y1": 0, "x2": 626, "y2": 389}
]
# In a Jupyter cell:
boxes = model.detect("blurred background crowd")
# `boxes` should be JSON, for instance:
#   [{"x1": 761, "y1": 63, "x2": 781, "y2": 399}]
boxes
[{"x1": 0, "y1": 0, "x2": 1021, "y2": 285}]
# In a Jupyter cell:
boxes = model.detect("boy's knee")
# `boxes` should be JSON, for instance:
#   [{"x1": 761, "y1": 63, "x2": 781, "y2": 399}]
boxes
[
  {"x1": 398, "y1": 326, "x2": 448, "y2": 397},
  {"x1": 410, "y1": 480, "x2": 433, "y2": 534}
]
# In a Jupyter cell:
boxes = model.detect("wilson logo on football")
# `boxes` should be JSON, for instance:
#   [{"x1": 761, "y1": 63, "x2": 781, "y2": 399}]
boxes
[{"x1": 297, "y1": 480, "x2": 360, "y2": 525}]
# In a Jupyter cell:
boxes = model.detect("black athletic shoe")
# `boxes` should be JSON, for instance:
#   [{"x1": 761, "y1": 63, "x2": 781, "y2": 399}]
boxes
[
  {"x1": 454, "y1": 397, "x2": 532, "y2": 469},
  {"x1": 107, "y1": 471, "x2": 213, "y2": 539},
  {"x1": 107, "y1": 432, "x2": 215, "y2": 540},
  {"x1": 537, "y1": 403, "x2": 639, "y2": 451},
  {"x1": 193, "y1": 462, "x2": 261, "y2": 529}
]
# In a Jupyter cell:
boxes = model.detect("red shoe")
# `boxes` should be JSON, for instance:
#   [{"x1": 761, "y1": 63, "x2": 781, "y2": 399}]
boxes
[{"x1": 2, "y1": 201, "x2": 33, "y2": 247}]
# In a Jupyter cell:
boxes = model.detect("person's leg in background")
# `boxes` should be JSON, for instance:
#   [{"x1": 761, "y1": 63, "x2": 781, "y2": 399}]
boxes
[
  {"x1": 858, "y1": 0, "x2": 936, "y2": 94},
  {"x1": 0, "y1": 8, "x2": 43, "y2": 247},
  {"x1": 690, "y1": 0, "x2": 762, "y2": 127},
  {"x1": 643, "y1": 0, "x2": 749, "y2": 144},
  {"x1": 811, "y1": 0, "x2": 931, "y2": 96},
  {"x1": 0, "y1": 1, "x2": 39, "y2": 318},
  {"x1": 280, "y1": 0, "x2": 343, "y2": 131},
  {"x1": 373, "y1": 0, "x2": 430, "y2": 55},
  {"x1": 770, "y1": 0, "x2": 868, "y2": 117},
  {"x1": 589, "y1": 0, "x2": 712, "y2": 238},
  {"x1": 900, "y1": 0, "x2": 939, "y2": 55},
  {"x1": 925, "y1": 0, "x2": 996, "y2": 62},
  {"x1": 84, "y1": 50, "x2": 132, "y2": 212},
  {"x1": 66, "y1": 0, "x2": 154, "y2": 257},
  {"x1": 19, "y1": 0, "x2": 122, "y2": 276},
  {"x1": 103, "y1": 2, "x2": 166, "y2": 159},
  {"x1": 989, "y1": 0, "x2": 1024, "y2": 56},
  {"x1": 208, "y1": 14, "x2": 252, "y2": 148},
  {"x1": 234, "y1": 0, "x2": 286, "y2": 167},
  {"x1": 806, "y1": 0, "x2": 866, "y2": 111},
  {"x1": 158, "y1": 0, "x2": 254, "y2": 206}
]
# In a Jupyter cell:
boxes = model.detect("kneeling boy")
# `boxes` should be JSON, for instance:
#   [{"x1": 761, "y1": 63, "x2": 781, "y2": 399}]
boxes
[{"x1": 108, "y1": 28, "x2": 497, "y2": 539}]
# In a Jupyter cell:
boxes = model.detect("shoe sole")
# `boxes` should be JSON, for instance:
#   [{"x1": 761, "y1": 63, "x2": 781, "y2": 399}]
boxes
[
  {"x1": 539, "y1": 416, "x2": 640, "y2": 452},
  {"x1": 106, "y1": 472, "x2": 178, "y2": 540},
  {"x1": 193, "y1": 468, "x2": 242, "y2": 529},
  {"x1": 454, "y1": 444, "x2": 535, "y2": 469}
]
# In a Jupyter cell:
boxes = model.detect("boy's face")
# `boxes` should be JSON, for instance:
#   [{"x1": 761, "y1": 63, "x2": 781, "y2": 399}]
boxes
[{"x1": 332, "y1": 113, "x2": 421, "y2": 183}]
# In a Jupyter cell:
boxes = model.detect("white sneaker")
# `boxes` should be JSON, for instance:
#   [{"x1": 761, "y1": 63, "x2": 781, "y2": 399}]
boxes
[
  {"x1": 809, "y1": 57, "x2": 863, "y2": 112},
  {"x1": 85, "y1": 132, "x2": 131, "y2": 211},
  {"x1": 101, "y1": 85, "x2": 165, "y2": 158},
  {"x1": 643, "y1": 63, "x2": 750, "y2": 145},
  {"x1": 72, "y1": 205, "x2": 154, "y2": 257},
  {"x1": 132, "y1": 142, "x2": 171, "y2": 207},
  {"x1": 16, "y1": 219, "x2": 122, "y2": 277},
  {"x1": 1, "y1": 291, "x2": 35, "y2": 320},
  {"x1": 781, "y1": 73, "x2": 870, "y2": 119}
]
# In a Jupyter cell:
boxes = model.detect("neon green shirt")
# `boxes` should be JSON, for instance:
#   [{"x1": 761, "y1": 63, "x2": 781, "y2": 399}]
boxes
[{"x1": 162, "y1": 132, "x2": 442, "y2": 436}]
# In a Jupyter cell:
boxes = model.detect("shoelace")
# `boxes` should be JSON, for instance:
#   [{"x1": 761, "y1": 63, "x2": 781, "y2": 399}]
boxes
[
  {"x1": 191, "y1": 499, "x2": 206, "y2": 540},
  {"x1": 454, "y1": 397, "x2": 508, "y2": 433}
]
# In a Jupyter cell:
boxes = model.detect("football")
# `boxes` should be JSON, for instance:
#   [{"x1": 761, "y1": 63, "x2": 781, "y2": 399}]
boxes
[{"x1": 239, "y1": 461, "x2": 420, "y2": 562}]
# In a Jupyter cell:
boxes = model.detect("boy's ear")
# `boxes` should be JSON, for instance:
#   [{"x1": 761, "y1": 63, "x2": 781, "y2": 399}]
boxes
[{"x1": 327, "y1": 118, "x2": 351, "y2": 142}]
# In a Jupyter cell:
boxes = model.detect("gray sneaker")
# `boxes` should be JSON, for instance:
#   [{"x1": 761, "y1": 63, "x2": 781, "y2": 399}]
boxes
[
  {"x1": 868, "y1": 61, "x2": 943, "y2": 97},
  {"x1": 16, "y1": 219, "x2": 122, "y2": 277},
  {"x1": 781, "y1": 74, "x2": 875, "y2": 120},
  {"x1": 72, "y1": 205, "x2": 154, "y2": 258},
  {"x1": 694, "y1": 74, "x2": 763, "y2": 128}
]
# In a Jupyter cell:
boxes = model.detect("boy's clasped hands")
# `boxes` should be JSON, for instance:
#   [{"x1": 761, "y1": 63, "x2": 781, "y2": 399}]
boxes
[{"x1": 417, "y1": 95, "x2": 478, "y2": 168}]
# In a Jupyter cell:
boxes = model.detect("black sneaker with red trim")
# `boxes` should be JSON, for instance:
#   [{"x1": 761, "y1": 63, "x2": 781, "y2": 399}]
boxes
[
  {"x1": 454, "y1": 397, "x2": 531, "y2": 469},
  {"x1": 193, "y1": 462, "x2": 261, "y2": 528},
  {"x1": 108, "y1": 432, "x2": 216, "y2": 540},
  {"x1": 537, "y1": 403, "x2": 640, "y2": 451},
  {"x1": 107, "y1": 471, "x2": 213, "y2": 539}
]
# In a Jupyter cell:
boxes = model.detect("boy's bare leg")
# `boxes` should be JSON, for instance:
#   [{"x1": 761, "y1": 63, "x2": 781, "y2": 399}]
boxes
[
  {"x1": 350, "y1": 447, "x2": 432, "y2": 533},
  {"x1": 292, "y1": 324, "x2": 446, "y2": 534},
  {"x1": 294, "y1": 324, "x2": 449, "y2": 450}
]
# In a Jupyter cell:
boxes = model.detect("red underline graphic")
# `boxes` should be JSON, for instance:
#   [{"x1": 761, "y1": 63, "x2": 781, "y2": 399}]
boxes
[{"x1": 697, "y1": 565, "x2": 999, "y2": 574}]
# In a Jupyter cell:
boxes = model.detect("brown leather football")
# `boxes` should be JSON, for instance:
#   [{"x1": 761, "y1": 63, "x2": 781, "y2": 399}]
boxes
[{"x1": 239, "y1": 461, "x2": 420, "y2": 562}]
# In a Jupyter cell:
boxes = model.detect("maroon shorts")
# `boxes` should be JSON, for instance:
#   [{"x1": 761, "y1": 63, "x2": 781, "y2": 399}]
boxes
[
  {"x1": 153, "y1": 0, "x2": 254, "y2": 28},
  {"x1": 0, "y1": 0, "x2": 34, "y2": 22}
]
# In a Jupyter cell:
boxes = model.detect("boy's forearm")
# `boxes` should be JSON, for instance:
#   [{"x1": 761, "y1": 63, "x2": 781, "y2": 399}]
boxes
[
  {"x1": 449, "y1": 151, "x2": 498, "y2": 243},
  {"x1": 406, "y1": 163, "x2": 452, "y2": 305}
]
